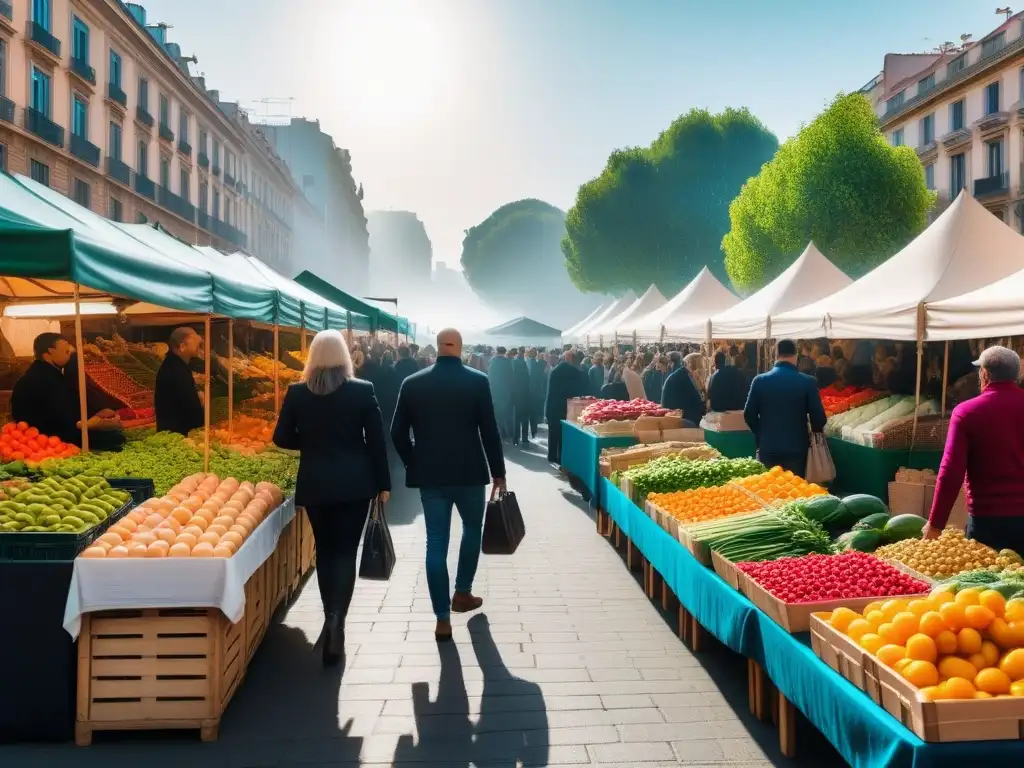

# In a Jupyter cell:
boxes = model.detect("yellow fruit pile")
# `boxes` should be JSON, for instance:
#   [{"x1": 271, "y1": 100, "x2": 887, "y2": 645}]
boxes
[
  {"x1": 650, "y1": 485, "x2": 764, "y2": 525},
  {"x1": 827, "y1": 588, "x2": 1024, "y2": 700},
  {"x1": 731, "y1": 466, "x2": 828, "y2": 503},
  {"x1": 874, "y1": 529, "x2": 1003, "y2": 580}
]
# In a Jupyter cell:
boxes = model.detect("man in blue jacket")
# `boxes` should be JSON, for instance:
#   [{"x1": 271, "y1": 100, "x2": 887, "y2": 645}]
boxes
[
  {"x1": 487, "y1": 347, "x2": 514, "y2": 440},
  {"x1": 545, "y1": 349, "x2": 590, "y2": 464},
  {"x1": 743, "y1": 339, "x2": 827, "y2": 478}
]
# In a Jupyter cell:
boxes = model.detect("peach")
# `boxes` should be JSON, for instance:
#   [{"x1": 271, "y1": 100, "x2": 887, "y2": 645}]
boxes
[
  {"x1": 191, "y1": 542, "x2": 215, "y2": 558},
  {"x1": 107, "y1": 545, "x2": 130, "y2": 558},
  {"x1": 168, "y1": 542, "x2": 191, "y2": 557}
]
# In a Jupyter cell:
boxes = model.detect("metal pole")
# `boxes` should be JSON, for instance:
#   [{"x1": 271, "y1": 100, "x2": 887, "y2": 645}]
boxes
[
  {"x1": 273, "y1": 322, "x2": 281, "y2": 412},
  {"x1": 203, "y1": 316, "x2": 211, "y2": 473},
  {"x1": 72, "y1": 284, "x2": 89, "y2": 452}
]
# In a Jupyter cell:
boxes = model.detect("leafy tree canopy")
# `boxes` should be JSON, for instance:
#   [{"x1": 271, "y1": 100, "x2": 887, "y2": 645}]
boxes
[
  {"x1": 561, "y1": 108, "x2": 778, "y2": 296},
  {"x1": 460, "y1": 199, "x2": 601, "y2": 328},
  {"x1": 723, "y1": 93, "x2": 935, "y2": 293}
]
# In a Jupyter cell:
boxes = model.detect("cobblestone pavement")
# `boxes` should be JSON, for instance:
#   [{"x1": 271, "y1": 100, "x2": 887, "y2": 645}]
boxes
[{"x1": 1, "y1": 427, "x2": 843, "y2": 767}]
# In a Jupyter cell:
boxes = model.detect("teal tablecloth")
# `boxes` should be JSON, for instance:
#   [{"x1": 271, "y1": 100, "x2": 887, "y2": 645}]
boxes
[
  {"x1": 560, "y1": 421, "x2": 636, "y2": 503},
  {"x1": 703, "y1": 429, "x2": 757, "y2": 459},
  {"x1": 599, "y1": 478, "x2": 1024, "y2": 768},
  {"x1": 827, "y1": 438, "x2": 943, "y2": 500}
]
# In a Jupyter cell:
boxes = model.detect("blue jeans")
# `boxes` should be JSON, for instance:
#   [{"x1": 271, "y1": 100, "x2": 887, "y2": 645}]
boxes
[{"x1": 420, "y1": 486, "x2": 487, "y2": 619}]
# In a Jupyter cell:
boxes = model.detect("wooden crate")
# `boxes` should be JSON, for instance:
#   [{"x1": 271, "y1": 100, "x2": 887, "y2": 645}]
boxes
[
  {"x1": 277, "y1": 521, "x2": 295, "y2": 605},
  {"x1": 677, "y1": 526, "x2": 712, "y2": 566},
  {"x1": 811, "y1": 613, "x2": 1024, "y2": 742},
  {"x1": 711, "y1": 550, "x2": 743, "y2": 591},
  {"x1": 300, "y1": 508, "x2": 316, "y2": 575},
  {"x1": 287, "y1": 517, "x2": 302, "y2": 593},
  {"x1": 244, "y1": 565, "x2": 267, "y2": 664}
]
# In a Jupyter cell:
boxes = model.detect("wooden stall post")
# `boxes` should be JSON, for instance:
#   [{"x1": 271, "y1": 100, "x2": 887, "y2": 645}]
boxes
[
  {"x1": 72, "y1": 284, "x2": 89, "y2": 452},
  {"x1": 227, "y1": 320, "x2": 234, "y2": 445},
  {"x1": 910, "y1": 304, "x2": 925, "y2": 451},
  {"x1": 203, "y1": 316, "x2": 211, "y2": 473},
  {"x1": 273, "y1": 322, "x2": 281, "y2": 412},
  {"x1": 300, "y1": 322, "x2": 307, "y2": 355},
  {"x1": 346, "y1": 310, "x2": 353, "y2": 347},
  {"x1": 941, "y1": 340, "x2": 950, "y2": 419}
]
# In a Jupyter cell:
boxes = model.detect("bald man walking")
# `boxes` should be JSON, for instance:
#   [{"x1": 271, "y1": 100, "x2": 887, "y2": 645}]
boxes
[{"x1": 391, "y1": 328, "x2": 507, "y2": 641}]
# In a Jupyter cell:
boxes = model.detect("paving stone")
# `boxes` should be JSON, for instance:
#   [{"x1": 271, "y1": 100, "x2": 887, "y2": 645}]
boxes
[{"x1": 588, "y1": 740, "x2": 677, "y2": 763}]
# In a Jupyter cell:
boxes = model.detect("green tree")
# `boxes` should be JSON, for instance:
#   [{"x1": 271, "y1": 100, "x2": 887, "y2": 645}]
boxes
[
  {"x1": 723, "y1": 93, "x2": 935, "y2": 293},
  {"x1": 561, "y1": 108, "x2": 778, "y2": 296},
  {"x1": 460, "y1": 199, "x2": 601, "y2": 328}
]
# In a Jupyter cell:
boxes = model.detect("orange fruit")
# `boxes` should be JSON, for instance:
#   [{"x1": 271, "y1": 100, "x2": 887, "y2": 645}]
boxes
[
  {"x1": 981, "y1": 641, "x2": 1001, "y2": 668},
  {"x1": 175, "y1": 532, "x2": 198, "y2": 549},
  {"x1": 878, "y1": 623, "x2": 901, "y2": 646},
  {"x1": 968, "y1": 653, "x2": 989, "y2": 671},
  {"x1": 863, "y1": 600, "x2": 885, "y2": 616},
  {"x1": 1004, "y1": 599, "x2": 1024, "y2": 623},
  {"x1": 905, "y1": 634, "x2": 938, "y2": 663},
  {"x1": 957, "y1": 627, "x2": 983, "y2": 656},
  {"x1": 939, "y1": 602, "x2": 966, "y2": 631},
  {"x1": 907, "y1": 599, "x2": 932, "y2": 617},
  {"x1": 882, "y1": 599, "x2": 909, "y2": 619},
  {"x1": 930, "y1": 589, "x2": 956, "y2": 606},
  {"x1": 107, "y1": 545, "x2": 129, "y2": 558},
  {"x1": 942, "y1": 676, "x2": 977, "y2": 699},
  {"x1": 919, "y1": 685, "x2": 945, "y2": 701},
  {"x1": 998, "y1": 649, "x2": 1024, "y2": 681},
  {"x1": 954, "y1": 588, "x2": 981, "y2": 606},
  {"x1": 938, "y1": 656, "x2": 979, "y2": 682},
  {"x1": 1010, "y1": 680, "x2": 1024, "y2": 697},
  {"x1": 859, "y1": 634, "x2": 885, "y2": 654},
  {"x1": 876, "y1": 644, "x2": 907, "y2": 667},
  {"x1": 964, "y1": 605, "x2": 995, "y2": 630},
  {"x1": 935, "y1": 630, "x2": 958, "y2": 655},
  {"x1": 903, "y1": 660, "x2": 940, "y2": 688},
  {"x1": 891, "y1": 612, "x2": 919, "y2": 642},
  {"x1": 865, "y1": 610, "x2": 886, "y2": 630},
  {"x1": 168, "y1": 542, "x2": 191, "y2": 557},
  {"x1": 918, "y1": 611, "x2": 947, "y2": 638},
  {"x1": 191, "y1": 542, "x2": 214, "y2": 557},
  {"x1": 975, "y1": 691, "x2": 994, "y2": 699},
  {"x1": 893, "y1": 658, "x2": 914, "y2": 675},
  {"x1": 979, "y1": 590, "x2": 1007, "y2": 618},
  {"x1": 989, "y1": 618, "x2": 1015, "y2": 648},
  {"x1": 829, "y1": 607, "x2": 859, "y2": 633},
  {"x1": 975, "y1": 668, "x2": 1012, "y2": 695},
  {"x1": 1007, "y1": 621, "x2": 1024, "y2": 647}
]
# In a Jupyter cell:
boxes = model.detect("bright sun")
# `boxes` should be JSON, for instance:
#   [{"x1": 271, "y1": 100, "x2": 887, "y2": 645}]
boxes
[{"x1": 332, "y1": 1, "x2": 457, "y2": 123}]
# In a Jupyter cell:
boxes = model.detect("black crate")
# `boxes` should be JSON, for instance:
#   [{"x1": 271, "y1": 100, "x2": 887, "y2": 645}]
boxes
[{"x1": 0, "y1": 477, "x2": 153, "y2": 562}]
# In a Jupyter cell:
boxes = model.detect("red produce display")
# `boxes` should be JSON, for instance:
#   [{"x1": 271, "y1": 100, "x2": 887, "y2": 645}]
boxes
[
  {"x1": 580, "y1": 398, "x2": 670, "y2": 424},
  {"x1": 737, "y1": 552, "x2": 929, "y2": 604}
]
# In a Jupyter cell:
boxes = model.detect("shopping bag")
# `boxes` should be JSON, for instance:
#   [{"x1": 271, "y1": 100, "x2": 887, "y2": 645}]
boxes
[
  {"x1": 358, "y1": 500, "x2": 396, "y2": 580},
  {"x1": 482, "y1": 489, "x2": 526, "y2": 555},
  {"x1": 805, "y1": 432, "x2": 836, "y2": 484}
]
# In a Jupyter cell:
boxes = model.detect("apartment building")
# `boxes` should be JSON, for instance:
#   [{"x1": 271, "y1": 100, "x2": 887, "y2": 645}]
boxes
[
  {"x1": 0, "y1": 0, "x2": 300, "y2": 274},
  {"x1": 875, "y1": 12, "x2": 1024, "y2": 227}
]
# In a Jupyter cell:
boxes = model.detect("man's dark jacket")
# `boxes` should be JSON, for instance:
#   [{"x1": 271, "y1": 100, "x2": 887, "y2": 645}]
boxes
[
  {"x1": 545, "y1": 361, "x2": 589, "y2": 421},
  {"x1": 743, "y1": 361, "x2": 827, "y2": 457},
  {"x1": 391, "y1": 357, "x2": 506, "y2": 488},
  {"x1": 707, "y1": 365, "x2": 749, "y2": 412},
  {"x1": 155, "y1": 352, "x2": 204, "y2": 436},
  {"x1": 394, "y1": 357, "x2": 419, "y2": 385},
  {"x1": 661, "y1": 367, "x2": 706, "y2": 424}
]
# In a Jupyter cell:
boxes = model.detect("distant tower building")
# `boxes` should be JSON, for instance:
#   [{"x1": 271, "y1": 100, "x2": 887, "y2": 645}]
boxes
[{"x1": 367, "y1": 211, "x2": 433, "y2": 298}]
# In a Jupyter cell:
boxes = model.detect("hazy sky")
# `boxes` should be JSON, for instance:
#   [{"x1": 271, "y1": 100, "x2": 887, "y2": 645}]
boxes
[{"x1": 144, "y1": 0, "x2": 1000, "y2": 266}]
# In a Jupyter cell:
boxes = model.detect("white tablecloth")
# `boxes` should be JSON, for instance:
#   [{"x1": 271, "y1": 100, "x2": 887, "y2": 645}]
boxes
[{"x1": 63, "y1": 497, "x2": 296, "y2": 639}]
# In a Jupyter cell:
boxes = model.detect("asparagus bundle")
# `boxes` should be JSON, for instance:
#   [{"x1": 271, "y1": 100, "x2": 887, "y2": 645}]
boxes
[{"x1": 685, "y1": 501, "x2": 833, "y2": 563}]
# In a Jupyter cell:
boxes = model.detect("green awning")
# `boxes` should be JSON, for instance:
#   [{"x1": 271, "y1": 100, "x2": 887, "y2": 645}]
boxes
[
  {"x1": 294, "y1": 270, "x2": 404, "y2": 333},
  {"x1": 0, "y1": 173, "x2": 212, "y2": 311},
  {"x1": 245, "y1": 255, "x2": 369, "y2": 332}
]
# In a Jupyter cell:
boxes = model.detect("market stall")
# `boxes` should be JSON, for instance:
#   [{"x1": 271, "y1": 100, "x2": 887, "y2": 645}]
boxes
[
  {"x1": 632, "y1": 267, "x2": 740, "y2": 342},
  {"x1": 560, "y1": 299, "x2": 615, "y2": 342},
  {"x1": 560, "y1": 420, "x2": 637, "y2": 503},
  {"x1": 589, "y1": 284, "x2": 667, "y2": 339},
  {"x1": 564, "y1": 291, "x2": 637, "y2": 344}
]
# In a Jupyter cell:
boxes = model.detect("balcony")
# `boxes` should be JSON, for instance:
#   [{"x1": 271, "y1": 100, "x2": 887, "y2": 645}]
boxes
[
  {"x1": 974, "y1": 171, "x2": 1009, "y2": 198},
  {"x1": 0, "y1": 96, "x2": 13, "y2": 125},
  {"x1": 107, "y1": 156, "x2": 131, "y2": 186},
  {"x1": 178, "y1": 140, "x2": 192, "y2": 159},
  {"x1": 212, "y1": 163, "x2": 221, "y2": 177},
  {"x1": 136, "y1": 105, "x2": 154, "y2": 128},
  {"x1": 212, "y1": 218, "x2": 246, "y2": 248},
  {"x1": 158, "y1": 186, "x2": 195, "y2": 222},
  {"x1": 915, "y1": 141, "x2": 937, "y2": 160},
  {"x1": 27, "y1": 21, "x2": 61, "y2": 59},
  {"x1": 107, "y1": 82, "x2": 127, "y2": 108},
  {"x1": 940, "y1": 127, "x2": 972, "y2": 150},
  {"x1": 198, "y1": 152, "x2": 210, "y2": 169},
  {"x1": 224, "y1": 171, "x2": 235, "y2": 187},
  {"x1": 975, "y1": 111, "x2": 1010, "y2": 135},
  {"x1": 134, "y1": 174, "x2": 156, "y2": 200},
  {"x1": 158, "y1": 123, "x2": 174, "y2": 143},
  {"x1": 69, "y1": 57, "x2": 96, "y2": 86},
  {"x1": 25, "y1": 107, "x2": 64, "y2": 148},
  {"x1": 69, "y1": 133, "x2": 100, "y2": 167}
]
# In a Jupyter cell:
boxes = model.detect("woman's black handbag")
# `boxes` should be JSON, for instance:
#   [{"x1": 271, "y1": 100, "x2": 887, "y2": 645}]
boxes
[
  {"x1": 482, "y1": 489, "x2": 526, "y2": 555},
  {"x1": 358, "y1": 500, "x2": 396, "y2": 580}
]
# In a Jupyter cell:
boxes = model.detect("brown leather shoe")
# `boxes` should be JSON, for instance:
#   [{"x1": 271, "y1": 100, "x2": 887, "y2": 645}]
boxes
[
  {"x1": 435, "y1": 619, "x2": 452, "y2": 642},
  {"x1": 451, "y1": 592, "x2": 483, "y2": 613}
]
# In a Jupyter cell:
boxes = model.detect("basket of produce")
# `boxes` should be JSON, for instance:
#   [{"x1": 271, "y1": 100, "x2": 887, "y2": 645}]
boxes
[
  {"x1": 739, "y1": 552, "x2": 931, "y2": 633},
  {"x1": 820, "y1": 386, "x2": 887, "y2": 417},
  {"x1": 812, "y1": 586, "x2": 1024, "y2": 742},
  {"x1": 580, "y1": 399, "x2": 674, "y2": 434}
]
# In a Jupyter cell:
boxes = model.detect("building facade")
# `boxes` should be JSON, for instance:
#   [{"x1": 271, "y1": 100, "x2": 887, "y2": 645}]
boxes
[
  {"x1": 875, "y1": 12, "x2": 1024, "y2": 227},
  {"x1": 261, "y1": 118, "x2": 370, "y2": 294},
  {"x1": 366, "y1": 210, "x2": 432, "y2": 299},
  {"x1": 0, "y1": 0, "x2": 300, "y2": 274}
]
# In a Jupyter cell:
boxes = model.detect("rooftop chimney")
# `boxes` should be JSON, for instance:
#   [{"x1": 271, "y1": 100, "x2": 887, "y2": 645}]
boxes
[
  {"x1": 145, "y1": 23, "x2": 168, "y2": 46},
  {"x1": 126, "y1": 3, "x2": 146, "y2": 26}
]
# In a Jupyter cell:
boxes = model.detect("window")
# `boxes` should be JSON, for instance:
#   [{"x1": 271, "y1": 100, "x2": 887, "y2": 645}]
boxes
[
  {"x1": 891, "y1": 128, "x2": 904, "y2": 147},
  {"x1": 72, "y1": 16, "x2": 89, "y2": 62},
  {"x1": 180, "y1": 168, "x2": 189, "y2": 200},
  {"x1": 947, "y1": 54, "x2": 967, "y2": 76},
  {"x1": 0, "y1": 39, "x2": 7, "y2": 97},
  {"x1": 917, "y1": 74, "x2": 935, "y2": 95},
  {"x1": 950, "y1": 152, "x2": 966, "y2": 195},
  {"x1": 109, "y1": 196, "x2": 123, "y2": 222},
  {"x1": 213, "y1": 189, "x2": 220, "y2": 219},
  {"x1": 199, "y1": 182, "x2": 208, "y2": 213},
  {"x1": 225, "y1": 198, "x2": 232, "y2": 226},
  {"x1": 137, "y1": 140, "x2": 148, "y2": 176},
  {"x1": 138, "y1": 77, "x2": 148, "y2": 110},
  {"x1": 951, "y1": 99, "x2": 965, "y2": 131},
  {"x1": 109, "y1": 122, "x2": 122, "y2": 160},
  {"x1": 159, "y1": 94, "x2": 169, "y2": 126},
  {"x1": 0, "y1": 144, "x2": 5, "y2": 172},
  {"x1": 920, "y1": 114, "x2": 935, "y2": 145},
  {"x1": 982, "y1": 31, "x2": 1007, "y2": 58},
  {"x1": 32, "y1": 0, "x2": 50, "y2": 30},
  {"x1": 73, "y1": 179, "x2": 91, "y2": 208},
  {"x1": 159, "y1": 156, "x2": 170, "y2": 188},
  {"x1": 985, "y1": 81, "x2": 1001, "y2": 115},
  {"x1": 179, "y1": 109, "x2": 189, "y2": 143},
  {"x1": 212, "y1": 139, "x2": 220, "y2": 166},
  {"x1": 30, "y1": 159, "x2": 50, "y2": 186},
  {"x1": 72, "y1": 95, "x2": 88, "y2": 138},
  {"x1": 199, "y1": 128, "x2": 207, "y2": 154},
  {"x1": 109, "y1": 50, "x2": 122, "y2": 87},
  {"x1": 886, "y1": 90, "x2": 905, "y2": 112},
  {"x1": 924, "y1": 163, "x2": 935, "y2": 190},
  {"x1": 987, "y1": 139, "x2": 1003, "y2": 178},
  {"x1": 30, "y1": 66, "x2": 51, "y2": 117}
]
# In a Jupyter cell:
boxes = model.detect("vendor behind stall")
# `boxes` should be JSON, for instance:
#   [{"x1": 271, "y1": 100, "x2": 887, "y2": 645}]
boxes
[
  {"x1": 155, "y1": 327, "x2": 204, "y2": 436},
  {"x1": 11, "y1": 333, "x2": 124, "y2": 450}
]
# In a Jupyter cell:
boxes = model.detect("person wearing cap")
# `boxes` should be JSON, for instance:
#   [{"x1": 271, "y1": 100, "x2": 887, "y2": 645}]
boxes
[{"x1": 924, "y1": 345, "x2": 1024, "y2": 552}]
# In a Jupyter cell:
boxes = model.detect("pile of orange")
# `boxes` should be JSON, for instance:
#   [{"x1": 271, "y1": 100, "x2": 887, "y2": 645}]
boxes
[
  {"x1": 732, "y1": 466, "x2": 828, "y2": 503},
  {"x1": 0, "y1": 422, "x2": 80, "y2": 465},
  {"x1": 649, "y1": 485, "x2": 764, "y2": 525},
  {"x1": 827, "y1": 588, "x2": 1024, "y2": 700}
]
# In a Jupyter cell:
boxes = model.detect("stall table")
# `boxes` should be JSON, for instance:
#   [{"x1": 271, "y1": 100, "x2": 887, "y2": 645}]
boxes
[
  {"x1": 559, "y1": 420, "x2": 636, "y2": 505},
  {"x1": 826, "y1": 438, "x2": 942, "y2": 500},
  {"x1": 703, "y1": 429, "x2": 757, "y2": 459},
  {"x1": 599, "y1": 477, "x2": 1024, "y2": 768}
]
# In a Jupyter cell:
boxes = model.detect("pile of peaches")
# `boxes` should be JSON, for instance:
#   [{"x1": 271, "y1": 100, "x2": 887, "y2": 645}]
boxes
[{"x1": 80, "y1": 473, "x2": 284, "y2": 559}]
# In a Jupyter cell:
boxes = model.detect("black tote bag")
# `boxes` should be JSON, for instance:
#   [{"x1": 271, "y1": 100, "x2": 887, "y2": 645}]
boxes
[
  {"x1": 358, "y1": 500, "x2": 396, "y2": 580},
  {"x1": 482, "y1": 489, "x2": 526, "y2": 555}
]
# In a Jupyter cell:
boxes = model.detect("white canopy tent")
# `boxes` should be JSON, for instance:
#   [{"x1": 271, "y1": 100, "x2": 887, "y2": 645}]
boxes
[
  {"x1": 633, "y1": 268, "x2": 739, "y2": 341},
  {"x1": 561, "y1": 299, "x2": 614, "y2": 341},
  {"x1": 770, "y1": 192, "x2": 1024, "y2": 340},
  {"x1": 568, "y1": 290, "x2": 637, "y2": 341},
  {"x1": 591, "y1": 285, "x2": 667, "y2": 337},
  {"x1": 926, "y1": 267, "x2": 1024, "y2": 340},
  {"x1": 696, "y1": 243, "x2": 852, "y2": 340}
]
